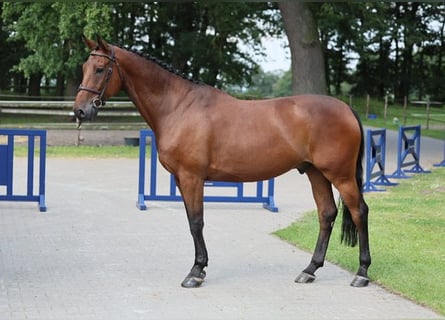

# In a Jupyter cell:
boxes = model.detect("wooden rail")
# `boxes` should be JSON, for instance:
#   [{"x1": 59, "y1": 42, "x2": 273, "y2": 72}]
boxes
[
  {"x1": 0, "y1": 100, "x2": 147, "y2": 130},
  {"x1": 0, "y1": 100, "x2": 139, "y2": 117}
]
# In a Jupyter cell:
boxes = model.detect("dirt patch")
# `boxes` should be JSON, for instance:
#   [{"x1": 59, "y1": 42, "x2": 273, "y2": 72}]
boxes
[{"x1": 420, "y1": 186, "x2": 445, "y2": 195}]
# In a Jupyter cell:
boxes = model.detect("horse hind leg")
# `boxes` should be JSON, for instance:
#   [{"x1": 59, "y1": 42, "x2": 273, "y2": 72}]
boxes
[
  {"x1": 295, "y1": 167, "x2": 338, "y2": 284},
  {"x1": 336, "y1": 180, "x2": 371, "y2": 287}
]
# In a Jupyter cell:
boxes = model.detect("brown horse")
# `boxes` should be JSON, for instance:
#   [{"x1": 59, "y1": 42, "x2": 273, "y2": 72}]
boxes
[{"x1": 74, "y1": 36, "x2": 370, "y2": 288}]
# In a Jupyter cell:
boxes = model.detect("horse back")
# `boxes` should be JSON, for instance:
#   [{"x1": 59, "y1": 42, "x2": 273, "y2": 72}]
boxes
[{"x1": 159, "y1": 92, "x2": 361, "y2": 182}]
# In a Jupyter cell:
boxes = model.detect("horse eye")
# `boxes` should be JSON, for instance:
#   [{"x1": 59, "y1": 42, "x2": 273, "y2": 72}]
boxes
[{"x1": 95, "y1": 67, "x2": 104, "y2": 74}]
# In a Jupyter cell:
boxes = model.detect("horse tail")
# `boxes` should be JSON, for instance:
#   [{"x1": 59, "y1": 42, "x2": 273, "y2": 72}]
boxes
[{"x1": 340, "y1": 108, "x2": 364, "y2": 247}]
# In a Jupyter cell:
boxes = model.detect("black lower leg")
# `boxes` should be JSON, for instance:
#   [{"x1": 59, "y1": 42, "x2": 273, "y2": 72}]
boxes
[
  {"x1": 351, "y1": 200, "x2": 371, "y2": 287},
  {"x1": 296, "y1": 210, "x2": 336, "y2": 283},
  {"x1": 182, "y1": 217, "x2": 208, "y2": 288},
  {"x1": 190, "y1": 217, "x2": 208, "y2": 267}
]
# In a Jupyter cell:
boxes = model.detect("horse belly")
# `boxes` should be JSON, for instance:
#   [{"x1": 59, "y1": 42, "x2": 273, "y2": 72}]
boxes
[{"x1": 207, "y1": 139, "x2": 304, "y2": 182}]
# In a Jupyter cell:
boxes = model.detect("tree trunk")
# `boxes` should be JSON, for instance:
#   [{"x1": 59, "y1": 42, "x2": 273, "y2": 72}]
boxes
[
  {"x1": 278, "y1": 2, "x2": 326, "y2": 95},
  {"x1": 65, "y1": 77, "x2": 79, "y2": 98},
  {"x1": 55, "y1": 73, "x2": 65, "y2": 97},
  {"x1": 28, "y1": 73, "x2": 42, "y2": 97},
  {"x1": 12, "y1": 73, "x2": 26, "y2": 94}
]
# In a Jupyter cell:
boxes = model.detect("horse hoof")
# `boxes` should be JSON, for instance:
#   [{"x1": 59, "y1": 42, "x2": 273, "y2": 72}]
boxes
[
  {"x1": 181, "y1": 276, "x2": 205, "y2": 288},
  {"x1": 295, "y1": 272, "x2": 316, "y2": 284},
  {"x1": 350, "y1": 275, "x2": 369, "y2": 287}
]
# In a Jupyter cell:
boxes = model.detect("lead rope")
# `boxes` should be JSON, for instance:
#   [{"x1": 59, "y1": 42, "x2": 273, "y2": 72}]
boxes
[{"x1": 76, "y1": 118, "x2": 82, "y2": 146}]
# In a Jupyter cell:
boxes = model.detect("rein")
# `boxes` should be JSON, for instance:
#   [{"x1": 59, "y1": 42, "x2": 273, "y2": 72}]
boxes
[{"x1": 78, "y1": 45, "x2": 123, "y2": 110}]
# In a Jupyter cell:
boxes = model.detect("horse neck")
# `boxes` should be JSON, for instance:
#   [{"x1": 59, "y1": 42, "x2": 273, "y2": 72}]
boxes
[{"x1": 117, "y1": 49, "x2": 197, "y2": 133}]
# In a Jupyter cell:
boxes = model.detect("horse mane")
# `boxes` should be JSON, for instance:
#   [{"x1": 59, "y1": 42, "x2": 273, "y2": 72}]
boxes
[{"x1": 122, "y1": 45, "x2": 203, "y2": 85}]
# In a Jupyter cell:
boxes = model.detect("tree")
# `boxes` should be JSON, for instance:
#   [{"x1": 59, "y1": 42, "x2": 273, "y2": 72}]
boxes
[
  {"x1": 272, "y1": 69, "x2": 292, "y2": 97},
  {"x1": 1, "y1": 2, "x2": 280, "y2": 94},
  {"x1": 426, "y1": 8, "x2": 445, "y2": 100},
  {"x1": 409, "y1": 3, "x2": 445, "y2": 101},
  {"x1": 278, "y1": 2, "x2": 326, "y2": 95},
  {"x1": 115, "y1": 3, "x2": 279, "y2": 88},
  {"x1": 0, "y1": 3, "x2": 27, "y2": 93},
  {"x1": 317, "y1": 2, "x2": 445, "y2": 101},
  {"x1": 1, "y1": 2, "x2": 113, "y2": 96},
  {"x1": 314, "y1": 3, "x2": 362, "y2": 96},
  {"x1": 228, "y1": 68, "x2": 285, "y2": 98},
  {"x1": 348, "y1": 2, "x2": 395, "y2": 97},
  {"x1": 3, "y1": 2, "x2": 443, "y2": 100}
]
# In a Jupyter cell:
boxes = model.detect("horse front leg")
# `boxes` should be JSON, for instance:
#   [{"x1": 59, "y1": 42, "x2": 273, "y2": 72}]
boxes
[{"x1": 175, "y1": 174, "x2": 208, "y2": 288}]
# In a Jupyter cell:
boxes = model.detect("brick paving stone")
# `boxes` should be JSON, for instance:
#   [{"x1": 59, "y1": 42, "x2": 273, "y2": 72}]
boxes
[{"x1": 0, "y1": 130, "x2": 443, "y2": 319}]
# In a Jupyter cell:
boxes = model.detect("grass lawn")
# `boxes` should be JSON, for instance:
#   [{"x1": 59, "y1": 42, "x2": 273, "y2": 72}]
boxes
[
  {"x1": 275, "y1": 168, "x2": 445, "y2": 315},
  {"x1": 343, "y1": 96, "x2": 445, "y2": 140},
  {"x1": 13, "y1": 145, "x2": 142, "y2": 158}
]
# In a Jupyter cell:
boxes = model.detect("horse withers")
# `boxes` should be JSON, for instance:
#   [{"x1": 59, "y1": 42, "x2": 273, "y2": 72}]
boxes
[{"x1": 74, "y1": 36, "x2": 370, "y2": 288}]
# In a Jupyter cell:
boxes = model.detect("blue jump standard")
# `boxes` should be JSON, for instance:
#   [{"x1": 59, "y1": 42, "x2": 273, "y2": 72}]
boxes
[
  {"x1": 363, "y1": 129, "x2": 397, "y2": 192},
  {"x1": 136, "y1": 130, "x2": 278, "y2": 212},
  {"x1": 389, "y1": 125, "x2": 431, "y2": 179},
  {"x1": 0, "y1": 128, "x2": 47, "y2": 212}
]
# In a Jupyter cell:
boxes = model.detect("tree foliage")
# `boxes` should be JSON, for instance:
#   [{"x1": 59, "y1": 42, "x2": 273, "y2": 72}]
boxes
[
  {"x1": 0, "y1": 2, "x2": 278, "y2": 95},
  {"x1": 1, "y1": 2, "x2": 113, "y2": 95},
  {"x1": 110, "y1": 3, "x2": 280, "y2": 87},
  {"x1": 316, "y1": 2, "x2": 445, "y2": 101},
  {"x1": 0, "y1": 2, "x2": 444, "y2": 101}
]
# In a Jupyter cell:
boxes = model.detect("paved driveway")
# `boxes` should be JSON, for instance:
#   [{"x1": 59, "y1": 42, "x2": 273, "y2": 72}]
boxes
[{"x1": 0, "y1": 129, "x2": 443, "y2": 319}]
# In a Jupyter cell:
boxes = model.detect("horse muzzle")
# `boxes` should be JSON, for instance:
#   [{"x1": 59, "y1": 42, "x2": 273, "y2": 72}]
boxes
[{"x1": 74, "y1": 103, "x2": 99, "y2": 122}]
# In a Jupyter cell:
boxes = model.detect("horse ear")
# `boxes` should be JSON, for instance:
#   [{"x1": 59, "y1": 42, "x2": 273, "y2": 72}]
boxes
[
  {"x1": 82, "y1": 35, "x2": 98, "y2": 50},
  {"x1": 96, "y1": 35, "x2": 111, "y2": 53}
]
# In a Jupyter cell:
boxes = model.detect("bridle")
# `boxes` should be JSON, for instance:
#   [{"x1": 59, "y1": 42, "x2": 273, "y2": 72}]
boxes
[{"x1": 78, "y1": 45, "x2": 122, "y2": 110}]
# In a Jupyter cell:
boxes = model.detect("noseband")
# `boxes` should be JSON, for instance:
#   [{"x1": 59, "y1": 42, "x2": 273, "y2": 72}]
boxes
[{"x1": 78, "y1": 46, "x2": 122, "y2": 109}]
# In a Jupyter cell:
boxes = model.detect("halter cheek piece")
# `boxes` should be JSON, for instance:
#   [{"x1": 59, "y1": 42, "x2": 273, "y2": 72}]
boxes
[{"x1": 78, "y1": 46, "x2": 121, "y2": 110}]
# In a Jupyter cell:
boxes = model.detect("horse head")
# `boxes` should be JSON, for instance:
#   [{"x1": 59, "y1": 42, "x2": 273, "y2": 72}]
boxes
[{"x1": 74, "y1": 36, "x2": 123, "y2": 123}]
